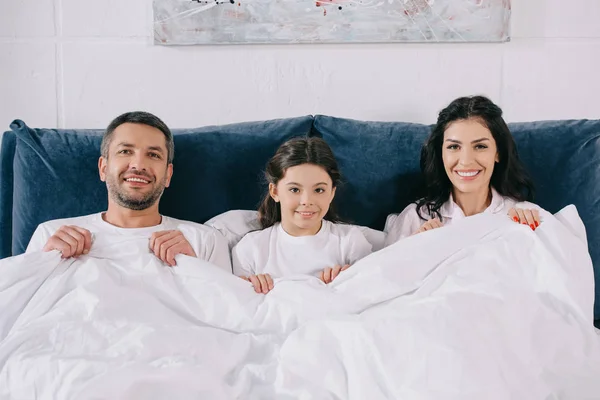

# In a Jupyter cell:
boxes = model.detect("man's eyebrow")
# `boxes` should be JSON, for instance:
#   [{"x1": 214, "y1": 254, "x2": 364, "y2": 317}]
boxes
[
  {"x1": 147, "y1": 146, "x2": 165, "y2": 153},
  {"x1": 115, "y1": 143, "x2": 165, "y2": 154}
]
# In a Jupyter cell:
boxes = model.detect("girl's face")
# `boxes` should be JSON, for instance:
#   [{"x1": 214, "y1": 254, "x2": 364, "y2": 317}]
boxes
[
  {"x1": 442, "y1": 118, "x2": 499, "y2": 198},
  {"x1": 269, "y1": 163, "x2": 336, "y2": 236}
]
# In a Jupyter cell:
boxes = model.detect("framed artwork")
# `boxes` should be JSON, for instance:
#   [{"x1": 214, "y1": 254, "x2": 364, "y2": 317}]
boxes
[{"x1": 154, "y1": 0, "x2": 511, "y2": 45}]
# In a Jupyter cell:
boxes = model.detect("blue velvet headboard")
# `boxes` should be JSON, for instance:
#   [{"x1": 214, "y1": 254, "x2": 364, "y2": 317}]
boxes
[{"x1": 1, "y1": 116, "x2": 598, "y2": 321}]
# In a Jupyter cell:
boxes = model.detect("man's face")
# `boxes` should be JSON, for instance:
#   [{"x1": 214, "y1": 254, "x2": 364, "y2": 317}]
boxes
[{"x1": 99, "y1": 123, "x2": 173, "y2": 211}]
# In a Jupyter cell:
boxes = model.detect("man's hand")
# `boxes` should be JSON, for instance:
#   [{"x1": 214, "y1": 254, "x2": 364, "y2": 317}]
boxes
[
  {"x1": 149, "y1": 230, "x2": 197, "y2": 266},
  {"x1": 43, "y1": 225, "x2": 92, "y2": 258}
]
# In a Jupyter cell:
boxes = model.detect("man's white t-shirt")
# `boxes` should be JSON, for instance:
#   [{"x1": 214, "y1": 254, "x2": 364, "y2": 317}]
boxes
[
  {"x1": 26, "y1": 212, "x2": 232, "y2": 273},
  {"x1": 384, "y1": 188, "x2": 549, "y2": 247},
  {"x1": 231, "y1": 220, "x2": 373, "y2": 278}
]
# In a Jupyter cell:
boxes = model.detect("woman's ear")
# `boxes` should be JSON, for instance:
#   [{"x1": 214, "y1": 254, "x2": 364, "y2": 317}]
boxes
[
  {"x1": 495, "y1": 152, "x2": 500, "y2": 163},
  {"x1": 269, "y1": 183, "x2": 279, "y2": 202}
]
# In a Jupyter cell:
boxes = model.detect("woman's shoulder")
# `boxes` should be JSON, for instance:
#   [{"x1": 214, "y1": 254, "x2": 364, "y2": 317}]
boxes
[
  {"x1": 502, "y1": 196, "x2": 546, "y2": 212},
  {"x1": 385, "y1": 203, "x2": 429, "y2": 230}
]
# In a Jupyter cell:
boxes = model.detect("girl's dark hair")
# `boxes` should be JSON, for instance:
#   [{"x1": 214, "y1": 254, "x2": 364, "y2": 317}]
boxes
[
  {"x1": 416, "y1": 95, "x2": 535, "y2": 221},
  {"x1": 258, "y1": 137, "x2": 342, "y2": 229}
]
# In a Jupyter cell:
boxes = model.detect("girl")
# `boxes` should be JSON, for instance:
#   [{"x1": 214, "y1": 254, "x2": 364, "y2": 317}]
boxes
[
  {"x1": 385, "y1": 96, "x2": 549, "y2": 246},
  {"x1": 232, "y1": 137, "x2": 372, "y2": 294}
]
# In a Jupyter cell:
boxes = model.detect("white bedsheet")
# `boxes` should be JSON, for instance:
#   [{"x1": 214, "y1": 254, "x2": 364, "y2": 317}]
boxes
[{"x1": 1, "y1": 205, "x2": 599, "y2": 399}]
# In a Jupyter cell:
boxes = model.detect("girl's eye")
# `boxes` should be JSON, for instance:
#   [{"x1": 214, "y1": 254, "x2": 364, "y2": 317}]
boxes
[
  {"x1": 289, "y1": 188, "x2": 300, "y2": 193},
  {"x1": 475, "y1": 144, "x2": 488, "y2": 150},
  {"x1": 315, "y1": 188, "x2": 325, "y2": 194},
  {"x1": 446, "y1": 144, "x2": 459, "y2": 150}
]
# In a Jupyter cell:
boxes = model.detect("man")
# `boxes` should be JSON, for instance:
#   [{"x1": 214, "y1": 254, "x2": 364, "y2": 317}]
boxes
[{"x1": 26, "y1": 111, "x2": 231, "y2": 272}]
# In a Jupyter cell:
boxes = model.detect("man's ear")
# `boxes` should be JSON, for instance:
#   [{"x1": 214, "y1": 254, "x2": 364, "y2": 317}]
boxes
[
  {"x1": 269, "y1": 183, "x2": 279, "y2": 202},
  {"x1": 164, "y1": 163, "x2": 173, "y2": 188},
  {"x1": 98, "y1": 156, "x2": 107, "y2": 182}
]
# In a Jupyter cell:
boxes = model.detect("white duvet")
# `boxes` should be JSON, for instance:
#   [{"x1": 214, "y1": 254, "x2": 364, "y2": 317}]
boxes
[{"x1": 1, "y1": 206, "x2": 599, "y2": 400}]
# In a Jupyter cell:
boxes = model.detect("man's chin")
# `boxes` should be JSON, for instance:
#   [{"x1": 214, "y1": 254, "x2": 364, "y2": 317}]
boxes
[{"x1": 114, "y1": 193, "x2": 159, "y2": 211}]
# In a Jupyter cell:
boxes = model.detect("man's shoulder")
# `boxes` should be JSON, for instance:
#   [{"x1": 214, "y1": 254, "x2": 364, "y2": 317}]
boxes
[
  {"x1": 37, "y1": 213, "x2": 101, "y2": 231},
  {"x1": 162, "y1": 216, "x2": 222, "y2": 237}
]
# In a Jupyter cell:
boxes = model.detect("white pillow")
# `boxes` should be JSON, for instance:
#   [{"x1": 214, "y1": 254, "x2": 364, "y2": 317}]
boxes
[{"x1": 205, "y1": 209, "x2": 385, "y2": 251}]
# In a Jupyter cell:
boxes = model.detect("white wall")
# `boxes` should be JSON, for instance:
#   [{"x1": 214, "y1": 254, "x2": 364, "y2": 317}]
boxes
[{"x1": 0, "y1": 0, "x2": 599, "y2": 132}]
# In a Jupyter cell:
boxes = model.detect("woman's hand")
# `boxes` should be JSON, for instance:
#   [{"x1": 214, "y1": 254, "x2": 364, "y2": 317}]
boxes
[
  {"x1": 414, "y1": 218, "x2": 443, "y2": 235},
  {"x1": 508, "y1": 208, "x2": 541, "y2": 230}
]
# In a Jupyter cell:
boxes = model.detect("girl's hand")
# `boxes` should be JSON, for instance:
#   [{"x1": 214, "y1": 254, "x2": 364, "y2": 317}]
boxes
[
  {"x1": 240, "y1": 274, "x2": 274, "y2": 294},
  {"x1": 414, "y1": 218, "x2": 443, "y2": 235},
  {"x1": 508, "y1": 208, "x2": 540, "y2": 230},
  {"x1": 320, "y1": 264, "x2": 350, "y2": 284}
]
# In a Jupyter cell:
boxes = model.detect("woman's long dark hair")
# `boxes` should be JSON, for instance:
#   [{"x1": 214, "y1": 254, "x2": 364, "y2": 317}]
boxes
[
  {"x1": 258, "y1": 137, "x2": 342, "y2": 229},
  {"x1": 416, "y1": 96, "x2": 535, "y2": 221}
]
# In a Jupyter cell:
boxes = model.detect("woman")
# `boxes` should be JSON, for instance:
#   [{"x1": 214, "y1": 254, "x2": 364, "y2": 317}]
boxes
[{"x1": 385, "y1": 96, "x2": 548, "y2": 246}]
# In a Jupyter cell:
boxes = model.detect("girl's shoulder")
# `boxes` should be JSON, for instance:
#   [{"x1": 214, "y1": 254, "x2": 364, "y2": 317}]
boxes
[
  {"x1": 327, "y1": 221, "x2": 372, "y2": 239},
  {"x1": 233, "y1": 224, "x2": 276, "y2": 250}
]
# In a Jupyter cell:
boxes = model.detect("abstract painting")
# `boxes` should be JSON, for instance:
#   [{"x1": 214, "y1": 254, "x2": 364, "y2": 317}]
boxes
[{"x1": 154, "y1": 0, "x2": 511, "y2": 45}]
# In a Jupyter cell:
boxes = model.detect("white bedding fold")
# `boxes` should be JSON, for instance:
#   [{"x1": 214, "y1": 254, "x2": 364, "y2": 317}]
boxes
[{"x1": 0, "y1": 205, "x2": 598, "y2": 399}]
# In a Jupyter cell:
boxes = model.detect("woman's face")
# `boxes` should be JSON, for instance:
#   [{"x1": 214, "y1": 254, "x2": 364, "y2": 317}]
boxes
[{"x1": 442, "y1": 118, "x2": 499, "y2": 197}]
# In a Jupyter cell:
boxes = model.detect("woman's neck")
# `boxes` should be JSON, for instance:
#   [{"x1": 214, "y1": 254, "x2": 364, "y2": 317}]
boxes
[{"x1": 452, "y1": 187, "x2": 492, "y2": 217}]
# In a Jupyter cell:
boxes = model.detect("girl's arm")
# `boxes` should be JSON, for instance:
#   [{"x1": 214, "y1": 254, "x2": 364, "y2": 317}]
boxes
[{"x1": 232, "y1": 238, "x2": 274, "y2": 294}]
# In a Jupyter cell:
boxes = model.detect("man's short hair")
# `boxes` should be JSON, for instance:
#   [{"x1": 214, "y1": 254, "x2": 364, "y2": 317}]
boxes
[{"x1": 101, "y1": 111, "x2": 174, "y2": 163}]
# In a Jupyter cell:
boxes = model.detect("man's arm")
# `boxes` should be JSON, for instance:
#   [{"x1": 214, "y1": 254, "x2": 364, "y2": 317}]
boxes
[
  {"x1": 25, "y1": 225, "x2": 52, "y2": 253},
  {"x1": 206, "y1": 230, "x2": 232, "y2": 273},
  {"x1": 151, "y1": 225, "x2": 232, "y2": 272}
]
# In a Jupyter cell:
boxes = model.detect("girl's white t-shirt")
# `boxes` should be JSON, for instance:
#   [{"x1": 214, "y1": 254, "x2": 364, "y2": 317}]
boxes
[{"x1": 232, "y1": 220, "x2": 373, "y2": 278}]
